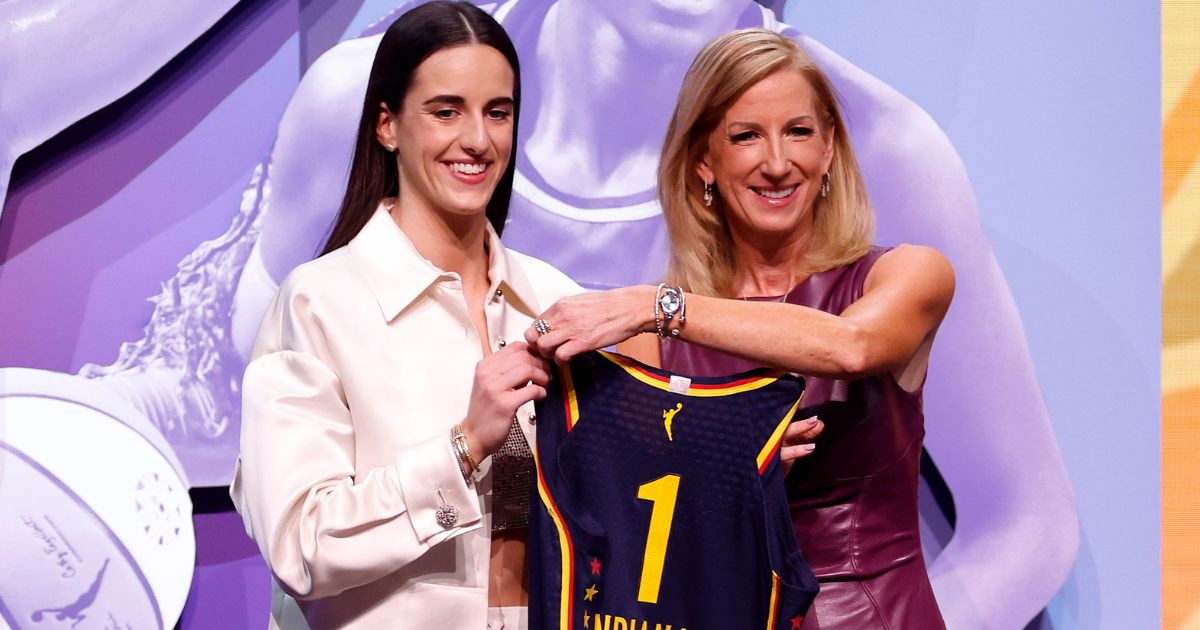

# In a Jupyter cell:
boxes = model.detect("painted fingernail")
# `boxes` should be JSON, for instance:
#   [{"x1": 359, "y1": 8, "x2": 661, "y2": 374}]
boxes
[
  {"x1": 804, "y1": 418, "x2": 819, "y2": 425},
  {"x1": 803, "y1": 444, "x2": 816, "y2": 452}
]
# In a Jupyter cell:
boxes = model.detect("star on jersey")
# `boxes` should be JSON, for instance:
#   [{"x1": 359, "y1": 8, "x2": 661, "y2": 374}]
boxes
[
  {"x1": 590, "y1": 556, "x2": 602, "y2": 576},
  {"x1": 791, "y1": 614, "x2": 804, "y2": 628},
  {"x1": 584, "y1": 584, "x2": 599, "y2": 601},
  {"x1": 662, "y1": 403, "x2": 683, "y2": 441}
]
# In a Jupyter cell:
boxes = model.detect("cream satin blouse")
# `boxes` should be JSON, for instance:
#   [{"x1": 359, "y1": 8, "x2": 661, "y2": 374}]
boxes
[{"x1": 230, "y1": 205, "x2": 583, "y2": 629}]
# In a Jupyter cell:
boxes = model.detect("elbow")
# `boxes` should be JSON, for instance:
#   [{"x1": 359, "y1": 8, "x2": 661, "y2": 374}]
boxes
[
  {"x1": 267, "y1": 550, "x2": 348, "y2": 601},
  {"x1": 1037, "y1": 490, "x2": 1081, "y2": 581},
  {"x1": 830, "y1": 325, "x2": 872, "y2": 377},
  {"x1": 286, "y1": 579, "x2": 341, "y2": 602},
  {"x1": 273, "y1": 568, "x2": 321, "y2": 601},
  {"x1": 260, "y1": 525, "x2": 353, "y2": 601}
]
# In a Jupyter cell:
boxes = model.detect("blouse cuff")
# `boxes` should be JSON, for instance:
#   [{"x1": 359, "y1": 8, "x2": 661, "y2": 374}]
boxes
[{"x1": 394, "y1": 432, "x2": 483, "y2": 542}]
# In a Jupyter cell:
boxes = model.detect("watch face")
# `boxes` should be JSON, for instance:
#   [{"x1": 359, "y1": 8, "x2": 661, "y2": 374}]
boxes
[{"x1": 658, "y1": 291, "x2": 681, "y2": 314}]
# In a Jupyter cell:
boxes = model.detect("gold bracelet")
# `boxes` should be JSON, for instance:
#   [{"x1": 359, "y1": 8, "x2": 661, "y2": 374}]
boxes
[{"x1": 450, "y1": 422, "x2": 478, "y2": 479}]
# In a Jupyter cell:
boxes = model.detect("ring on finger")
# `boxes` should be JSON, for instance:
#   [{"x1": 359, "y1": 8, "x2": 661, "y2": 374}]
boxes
[{"x1": 534, "y1": 318, "x2": 552, "y2": 335}]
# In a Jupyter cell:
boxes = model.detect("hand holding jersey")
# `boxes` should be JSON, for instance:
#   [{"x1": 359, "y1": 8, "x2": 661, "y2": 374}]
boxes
[
  {"x1": 462, "y1": 342, "x2": 552, "y2": 466},
  {"x1": 522, "y1": 285, "x2": 654, "y2": 364},
  {"x1": 525, "y1": 288, "x2": 827, "y2": 467}
]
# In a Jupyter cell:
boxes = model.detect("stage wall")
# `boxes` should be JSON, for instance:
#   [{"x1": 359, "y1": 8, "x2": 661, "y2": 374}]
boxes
[{"x1": 0, "y1": 1, "x2": 1160, "y2": 629}]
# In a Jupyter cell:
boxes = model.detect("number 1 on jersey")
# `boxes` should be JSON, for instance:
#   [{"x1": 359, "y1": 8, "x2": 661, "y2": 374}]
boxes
[{"x1": 636, "y1": 474, "x2": 681, "y2": 604}]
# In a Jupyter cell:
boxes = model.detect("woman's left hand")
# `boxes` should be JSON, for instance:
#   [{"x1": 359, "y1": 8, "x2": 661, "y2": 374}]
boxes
[
  {"x1": 780, "y1": 417, "x2": 824, "y2": 475},
  {"x1": 525, "y1": 286, "x2": 655, "y2": 363}
]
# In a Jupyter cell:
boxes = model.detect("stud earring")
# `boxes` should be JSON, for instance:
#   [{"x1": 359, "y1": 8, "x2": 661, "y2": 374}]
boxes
[
  {"x1": 703, "y1": 181, "x2": 714, "y2": 207},
  {"x1": 385, "y1": 142, "x2": 396, "y2": 152},
  {"x1": 820, "y1": 173, "x2": 830, "y2": 198}
]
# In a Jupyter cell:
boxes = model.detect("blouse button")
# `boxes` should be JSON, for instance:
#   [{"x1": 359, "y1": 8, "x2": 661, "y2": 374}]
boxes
[
  {"x1": 497, "y1": 337, "x2": 507, "y2": 348},
  {"x1": 527, "y1": 411, "x2": 536, "y2": 425}
]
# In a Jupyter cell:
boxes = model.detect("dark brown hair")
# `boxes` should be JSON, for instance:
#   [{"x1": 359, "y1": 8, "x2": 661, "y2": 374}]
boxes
[{"x1": 320, "y1": 1, "x2": 521, "y2": 255}]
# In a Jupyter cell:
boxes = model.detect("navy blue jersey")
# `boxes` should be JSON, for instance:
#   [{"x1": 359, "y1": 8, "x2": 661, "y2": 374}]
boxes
[{"x1": 529, "y1": 351, "x2": 819, "y2": 630}]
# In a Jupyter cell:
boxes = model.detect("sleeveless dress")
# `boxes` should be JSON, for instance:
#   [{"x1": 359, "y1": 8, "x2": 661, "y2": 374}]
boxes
[{"x1": 659, "y1": 248, "x2": 946, "y2": 630}]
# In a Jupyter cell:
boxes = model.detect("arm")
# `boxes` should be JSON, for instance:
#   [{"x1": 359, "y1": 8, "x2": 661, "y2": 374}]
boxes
[
  {"x1": 233, "y1": 350, "x2": 473, "y2": 600},
  {"x1": 530, "y1": 245, "x2": 953, "y2": 382},
  {"x1": 679, "y1": 245, "x2": 952, "y2": 379},
  {"x1": 231, "y1": 273, "x2": 547, "y2": 600},
  {"x1": 231, "y1": 278, "x2": 480, "y2": 600}
]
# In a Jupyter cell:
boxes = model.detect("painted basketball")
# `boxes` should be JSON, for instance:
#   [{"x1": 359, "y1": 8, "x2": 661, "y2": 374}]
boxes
[{"x1": 0, "y1": 369, "x2": 195, "y2": 630}]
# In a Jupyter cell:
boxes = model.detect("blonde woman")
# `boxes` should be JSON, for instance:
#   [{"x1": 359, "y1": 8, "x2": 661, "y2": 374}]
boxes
[{"x1": 527, "y1": 29, "x2": 953, "y2": 628}]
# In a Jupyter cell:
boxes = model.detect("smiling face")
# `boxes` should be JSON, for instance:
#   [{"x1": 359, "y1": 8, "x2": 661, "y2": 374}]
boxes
[
  {"x1": 696, "y1": 68, "x2": 834, "y2": 245},
  {"x1": 377, "y1": 44, "x2": 515, "y2": 223}
]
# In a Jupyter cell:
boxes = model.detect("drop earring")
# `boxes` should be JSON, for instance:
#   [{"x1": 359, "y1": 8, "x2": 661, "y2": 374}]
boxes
[
  {"x1": 820, "y1": 173, "x2": 830, "y2": 198},
  {"x1": 703, "y1": 181, "x2": 714, "y2": 207}
]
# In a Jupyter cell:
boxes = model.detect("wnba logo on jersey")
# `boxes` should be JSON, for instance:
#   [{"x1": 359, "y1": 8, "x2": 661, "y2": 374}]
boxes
[{"x1": 662, "y1": 404, "x2": 683, "y2": 441}]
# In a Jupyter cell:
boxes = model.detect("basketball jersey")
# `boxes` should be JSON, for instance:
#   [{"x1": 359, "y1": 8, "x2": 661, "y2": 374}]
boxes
[{"x1": 529, "y1": 351, "x2": 819, "y2": 630}]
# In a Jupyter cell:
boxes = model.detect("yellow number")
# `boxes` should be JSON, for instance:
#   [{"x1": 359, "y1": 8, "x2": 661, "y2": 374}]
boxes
[{"x1": 636, "y1": 474, "x2": 681, "y2": 603}]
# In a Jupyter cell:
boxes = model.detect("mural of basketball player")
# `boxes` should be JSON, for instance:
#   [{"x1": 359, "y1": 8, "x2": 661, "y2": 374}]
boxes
[
  {"x1": 2, "y1": 1, "x2": 1077, "y2": 627},
  {"x1": 0, "y1": 1, "x2": 239, "y2": 216}
]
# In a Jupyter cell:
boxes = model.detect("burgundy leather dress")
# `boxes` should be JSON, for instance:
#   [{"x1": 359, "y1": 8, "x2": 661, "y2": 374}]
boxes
[{"x1": 659, "y1": 248, "x2": 946, "y2": 629}]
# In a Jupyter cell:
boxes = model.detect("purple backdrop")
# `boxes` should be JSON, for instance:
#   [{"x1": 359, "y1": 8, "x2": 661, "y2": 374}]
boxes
[{"x1": 0, "y1": 1, "x2": 1096, "y2": 628}]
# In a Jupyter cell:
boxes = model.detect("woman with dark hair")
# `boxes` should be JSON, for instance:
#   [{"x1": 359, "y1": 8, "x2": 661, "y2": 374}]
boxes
[{"x1": 230, "y1": 3, "x2": 580, "y2": 628}]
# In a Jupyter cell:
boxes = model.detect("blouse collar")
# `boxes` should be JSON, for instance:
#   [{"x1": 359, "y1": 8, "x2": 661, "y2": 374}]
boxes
[{"x1": 347, "y1": 203, "x2": 541, "y2": 322}]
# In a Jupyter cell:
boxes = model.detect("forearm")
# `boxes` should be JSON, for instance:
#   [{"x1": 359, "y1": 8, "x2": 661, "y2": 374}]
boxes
[
  {"x1": 627, "y1": 250, "x2": 948, "y2": 376},
  {"x1": 674, "y1": 293, "x2": 873, "y2": 378},
  {"x1": 534, "y1": 250, "x2": 949, "y2": 374},
  {"x1": 238, "y1": 428, "x2": 481, "y2": 600},
  {"x1": 235, "y1": 351, "x2": 482, "y2": 600}
]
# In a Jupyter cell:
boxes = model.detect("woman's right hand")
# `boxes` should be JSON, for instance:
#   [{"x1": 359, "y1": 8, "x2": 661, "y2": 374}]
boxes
[{"x1": 461, "y1": 342, "x2": 551, "y2": 462}]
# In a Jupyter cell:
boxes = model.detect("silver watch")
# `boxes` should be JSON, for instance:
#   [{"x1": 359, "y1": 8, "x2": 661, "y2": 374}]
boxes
[{"x1": 658, "y1": 286, "x2": 683, "y2": 321}]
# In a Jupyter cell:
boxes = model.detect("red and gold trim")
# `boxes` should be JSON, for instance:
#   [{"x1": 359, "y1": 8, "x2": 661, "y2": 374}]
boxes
[
  {"x1": 766, "y1": 571, "x2": 782, "y2": 629},
  {"x1": 756, "y1": 396, "x2": 804, "y2": 475},
  {"x1": 560, "y1": 364, "x2": 581, "y2": 432},
  {"x1": 598, "y1": 351, "x2": 785, "y2": 397},
  {"x1": 533, "y1": 441, "x2": 576, "y2": 630}
]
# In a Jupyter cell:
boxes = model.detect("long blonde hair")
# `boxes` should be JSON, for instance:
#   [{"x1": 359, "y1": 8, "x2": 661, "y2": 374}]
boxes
[{"x1": 659, "y1": 28, "x2": 874, "y2": 297}]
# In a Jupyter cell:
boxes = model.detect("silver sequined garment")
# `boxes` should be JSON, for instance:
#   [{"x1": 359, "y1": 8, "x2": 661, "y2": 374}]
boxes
[{"x1": 490, "y1": 418, "x2": 533, "y2": 531}]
